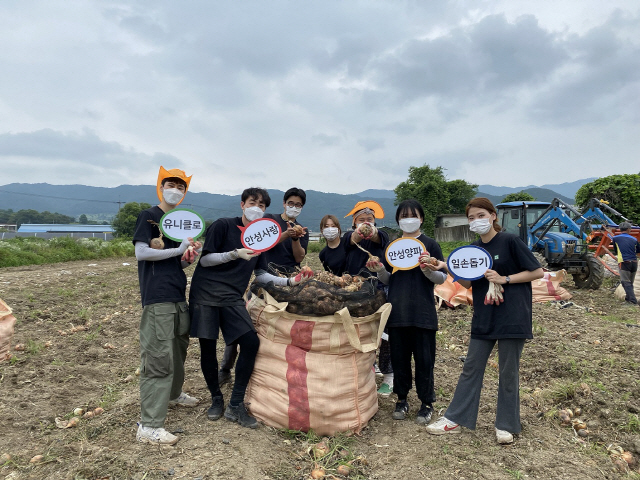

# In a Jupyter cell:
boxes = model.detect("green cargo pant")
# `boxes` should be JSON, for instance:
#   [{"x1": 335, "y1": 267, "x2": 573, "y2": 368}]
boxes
[{"x1": 139, "y1": 301, "x2": 190, "y2": 428}]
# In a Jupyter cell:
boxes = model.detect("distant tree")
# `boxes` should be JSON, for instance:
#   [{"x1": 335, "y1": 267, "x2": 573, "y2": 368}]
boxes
[
  {"x1": 575, "y1": 174, "x2": 640, "y2": 224},
  {"x1": 0, "y1": 209, "x2": 14, "y2": 224},
  {"x1": 501, "y1": 191, "x2": 535, "y2": 203},
  {"x1": 112, "y1": 202, "x2": 152, "y2": 238},
  {"x1": 79, "y1": 214, "x2": 88, "y2": 224},
  {"x1": 394, "y1": 165, "x2": 478, "y2": 235}
]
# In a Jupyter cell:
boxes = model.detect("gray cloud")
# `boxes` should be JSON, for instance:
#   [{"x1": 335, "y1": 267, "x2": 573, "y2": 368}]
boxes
[{"x1": 0, "y1": 128, "x2": 184, "y2": 168}]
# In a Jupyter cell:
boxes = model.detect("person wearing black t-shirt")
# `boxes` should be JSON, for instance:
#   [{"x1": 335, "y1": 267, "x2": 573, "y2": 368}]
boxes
[
  {"x1": 263, "y1": 187, "x2": 310, "y2": 274},
  {"x1": 132, "y1": 167, "x2": 202, "y2": 446},
  {"x1": 427, "y1": 197, "x2": 543, "y2": 445},
  {"x1": 318, "y1": 214, "x2": 346, "y2": 275},
  {"x1": 189, "y1": 187, "x2": 312, "y2": 429},
  {"x1": 217, "y1": 187, "x2": 310, "y2": 387},
  {"x1": 343, "y1": 200, "x2": 394, "y2": 396},
  {"x1": 367, "y1": 199, "x2": 447, "y2": 425}
]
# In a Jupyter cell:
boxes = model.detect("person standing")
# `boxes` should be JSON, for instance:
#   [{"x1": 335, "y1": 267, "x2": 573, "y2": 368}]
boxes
[
  {"x1": 343, "y1": 200, "x2": 394, "y2": 396},
  {"x1": 611, "y1": 222, "x2": 640, "y2": 305},
  {"x1": 367, "y1": 199, "x2": 447, "y2": 425},
  {"x1": 426, "y1": 197, "x2": 543, "y2": 444},
  {"x1": 190, "y1": 187, "x2": 312, "y2": 429},
  {"x1": 318, "y1": 214, "x2": 346, "y2": 276},
  {"x1": 133, "y1": 166, "x2": 201, "y2": 445},
  {"x1": 217, "y1": 187, "x2": 310, "y2": 387}
]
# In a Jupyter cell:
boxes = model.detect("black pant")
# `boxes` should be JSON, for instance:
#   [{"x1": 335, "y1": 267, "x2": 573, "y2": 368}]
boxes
[
  {"x1": 389, "y1": 326, "x2": 436, "y2": 404},
  {"x1": 199, "y1": 331, "x2": 260, "y2": 405},
  {"x1": 220, "y1": 342, "x2": 239, "y2": 371}
]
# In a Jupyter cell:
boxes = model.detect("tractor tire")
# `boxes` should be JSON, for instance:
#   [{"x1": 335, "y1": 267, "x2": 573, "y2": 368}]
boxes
[
  {"x1": 533, "y1": 252, "x2": 548, "y2": 270},
  {"x1": 572, "y1": 253, "x2": 604, "y2": 289}
]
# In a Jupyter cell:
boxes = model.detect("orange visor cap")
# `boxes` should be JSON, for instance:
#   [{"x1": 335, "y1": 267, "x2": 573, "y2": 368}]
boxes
[
  {"x1": 156, "y1": 166, "x2": 192, "y2": 205},
  {"x1": 344, "y1": 200, "x2": 385, "y2": 219}
]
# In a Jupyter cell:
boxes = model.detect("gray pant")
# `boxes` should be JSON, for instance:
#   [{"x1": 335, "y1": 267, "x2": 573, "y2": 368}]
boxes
[
  {"x1": 139, "y1": 301, "x2": 190, "y2": 428},
  {"x1": 620, "y1": 261, "x2": 638, "y2": 304},
  {"x1": 445, "y1": 338, "x2": 525, "y2": 433}
]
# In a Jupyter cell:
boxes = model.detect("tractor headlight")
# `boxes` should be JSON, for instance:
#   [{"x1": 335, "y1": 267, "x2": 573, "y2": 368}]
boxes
[{"x1": 561, "y1": 241, "x2": 566, "y2": 250}]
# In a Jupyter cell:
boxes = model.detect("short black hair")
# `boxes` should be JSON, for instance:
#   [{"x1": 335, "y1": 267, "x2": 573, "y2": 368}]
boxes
[
  {"x1": 162, "y1": 177, "x2": 188, "y2": 189},
  {"x1": 241, "y1": 187, "x2": 271, "y2": 207},
  {"x1": 395, "y1": 199, "x2": 425, "y2": 224},
  {"x1": 284, "y1": 187, "x2": 306, "y2": 206}
]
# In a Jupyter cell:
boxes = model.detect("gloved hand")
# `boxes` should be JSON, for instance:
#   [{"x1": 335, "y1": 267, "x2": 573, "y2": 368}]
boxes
[
  {"x1": 484, "y1": 282, "x2": 504, "y2": 305},
  {"x1": 356, "y1": 222, "x2": 377, "y2": 240},
  {"x1": 366, "y1": 258, "x2": 386, "y2": 272},
  {"x1": 235, "y1": 248, "x2": 259, "y2": 261},
  {"x1": 289, "y1": 267, "x2": 314, "y2": 286},
  {"x1": 181, "y1": 246, "x2": 198, "y2": 263}
]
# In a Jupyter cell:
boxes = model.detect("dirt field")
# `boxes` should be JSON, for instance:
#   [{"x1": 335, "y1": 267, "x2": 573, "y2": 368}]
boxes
[{"x1": 1, "y1": 255, "x2": 639, "y2": 480}]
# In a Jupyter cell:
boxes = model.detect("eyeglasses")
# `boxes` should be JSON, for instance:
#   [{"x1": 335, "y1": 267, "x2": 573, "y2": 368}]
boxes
[{"x1": 286, "y1": 202, "x2": 303, "y2": 208}]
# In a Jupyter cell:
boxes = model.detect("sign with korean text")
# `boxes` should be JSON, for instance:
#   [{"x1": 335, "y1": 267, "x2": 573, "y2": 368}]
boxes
[
  {"x1": 385, "y1": 237, "x2": 425, "y2": 273},
  {"x1": 238, "y1": 218, "x2": 282, "y2": 253},
  {"x1": 447, "y1": 245, "x2": 493, "y2": 282},
  {"x1": 159, "y1": 209, "x2": 206, "y2": 242}
]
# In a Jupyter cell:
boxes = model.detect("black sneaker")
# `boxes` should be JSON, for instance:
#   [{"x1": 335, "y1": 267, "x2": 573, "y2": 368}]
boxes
[
  {"x1": 224, "y1": 403, "x2": 258, "y2": 429},
  {"x1": 416, "y1": 403, "x2": 433, "y2": 425},
  {"x1": 207, "y1": 395, "x2": 224, "y2": 421},
  {"x1": 218, "y1": 369, "x2": 232, "y2": 386},
  {"x1": 392, "y1": 401, "x2": 409, "y2": 420}
]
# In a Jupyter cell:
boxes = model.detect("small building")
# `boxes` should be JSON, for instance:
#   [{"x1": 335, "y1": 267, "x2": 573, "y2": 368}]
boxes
[
  {"x1": 0, "y1": 224, "x2": 17, "y2": 232},
  {"x1": 435, "y1": 214, "x2": 468, "y2": 228},
  {"x1": 434, "y1": 214, "x2": 474, "y2": 243},
  {"x1": 17, "y1": 224, "x2": 114, "y2": 234},
  {"x1": 9, "y1": 224, "x2": 115, "y2": 241}
]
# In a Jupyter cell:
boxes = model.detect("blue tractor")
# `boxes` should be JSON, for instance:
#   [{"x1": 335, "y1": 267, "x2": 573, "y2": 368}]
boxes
[{"x1": 496, "y1": 198, "x2": 606, "y2": 289}]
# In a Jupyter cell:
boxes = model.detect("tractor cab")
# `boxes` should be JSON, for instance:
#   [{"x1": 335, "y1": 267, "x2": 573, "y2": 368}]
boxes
[{"x1": 498, "y1": 201, "x2": 557, "y2": 241}]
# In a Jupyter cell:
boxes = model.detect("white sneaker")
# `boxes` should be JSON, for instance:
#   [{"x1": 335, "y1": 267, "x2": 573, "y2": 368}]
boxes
[
  {"x1": 136, "y1": 424, "x2": 179, "y2": 445},
  {"x1": 495, "y1": 428, "x2": 514, "y2": 444},
  {"x1": 425, "y1": 417, "x2": 461, "y2": 435},
  {"x1": 374, "y1": 363, "x2": 383, "y2": 378},
  {"x1": 168, "y1": 392, "x2": 199, "y2": 407}
]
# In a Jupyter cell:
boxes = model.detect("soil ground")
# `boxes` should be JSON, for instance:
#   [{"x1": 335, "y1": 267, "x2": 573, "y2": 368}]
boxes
[{"x1": 1, "y1": 254, "x2": 639, "y2": 480}]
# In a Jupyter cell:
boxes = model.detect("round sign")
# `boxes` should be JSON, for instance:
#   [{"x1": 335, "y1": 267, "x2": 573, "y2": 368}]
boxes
[
  {"x1": 238, "y1": 218, "x2": 282, "y2": 253},
  {"x1": 159, "y1": 209, "x2": 206, "y2": 242},
  {"x1": 447, "y1": 245, "x2": 493, "y2": 282},
  {"x1": 385, "y1": 237, "x2": 426, "y2": 273}
]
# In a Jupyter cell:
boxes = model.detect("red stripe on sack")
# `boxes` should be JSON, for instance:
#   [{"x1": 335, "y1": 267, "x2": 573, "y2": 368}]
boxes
[
  {"x1": 543, "y1": 273, "x2": 560, "y2": 300},
  {"x1": 285, "y1": 320, "x2": 314, "y2": 431}
]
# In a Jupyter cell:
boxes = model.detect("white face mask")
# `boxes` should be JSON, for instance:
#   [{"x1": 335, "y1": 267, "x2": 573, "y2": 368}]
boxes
[
  {"x1": 322, "y1": 227, "x2": 340, "y2": 240},
  {"x1": 162, "y1": 188, "x2": 184, "y2": 206},
  {"x1": 398, "y1": 218, "x2": 421, "y2": 233},
  {"x1": 469, "y1": 218, "x2": 492, "y2": 235},
  {"x1": 244, "y1": 206, "x2": 264, "y2": 222},
  {"x1": 285, "y1": 206, "x2": 302, "y2": 218}
]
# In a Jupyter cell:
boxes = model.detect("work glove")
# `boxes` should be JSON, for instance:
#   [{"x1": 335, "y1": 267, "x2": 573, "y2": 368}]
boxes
[
  {"x1": 356, "y1": 222, "x2": 377, "y2": 240},
  {"x1": 484, "y1": 282, "x2": 504, "y2": 306},
  {"x1": 366, "y1": 258, "x2": 386, "y2": 273},
  {"x1": 234, "y1": 248, "x2": 259, "y2": 261},
  {"x1": 288, "y1": 268, "x2": 314, "y2": 286}
]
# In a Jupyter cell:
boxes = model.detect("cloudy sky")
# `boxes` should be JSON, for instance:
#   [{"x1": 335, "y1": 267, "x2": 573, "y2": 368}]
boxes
[{"x1": 0, "y1": 1, "x2": 638, "y2": 195}]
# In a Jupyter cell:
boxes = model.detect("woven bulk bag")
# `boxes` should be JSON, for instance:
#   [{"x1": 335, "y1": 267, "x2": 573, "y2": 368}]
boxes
[
  {"x1": 0, "y1": 299, "x2": 16, "y2": 362},
  {"x1": 532, "y1": 270, "x2": 572, "y2": 303},
  {"x1": 245, "y1": 289, "x2": 391, "y2": 435}
]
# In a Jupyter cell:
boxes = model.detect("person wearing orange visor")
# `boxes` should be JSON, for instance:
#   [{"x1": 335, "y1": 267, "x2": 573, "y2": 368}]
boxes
[
  {"x1": 132, "y1": 166, "x2": 202, "y2": 445},
  {"x1": 343, "y1": 200, "x2": 394, "y2": 397}
]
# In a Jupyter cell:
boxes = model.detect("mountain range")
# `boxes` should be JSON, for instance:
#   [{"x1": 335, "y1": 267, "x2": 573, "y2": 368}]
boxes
[{"x1": 0, "y1": 178, "x2": 593, "y2": 230}]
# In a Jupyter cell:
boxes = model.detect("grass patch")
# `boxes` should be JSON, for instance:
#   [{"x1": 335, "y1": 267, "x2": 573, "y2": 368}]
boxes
[
  {"x1": 546, "y1": 381, "x2": 578, "y2": 401},
  {"x1": 0, "y1": 236, "x2": 134, "y2": 268},
  {"x1": 99, "y1": 384, "x2": 121, "y2": 409},
  {"x1": 619, "y1": 414, "x2": 640, "y2": 433},
  {"x1": 274, "y1": 429, "x2": 367, "y2": 479}
]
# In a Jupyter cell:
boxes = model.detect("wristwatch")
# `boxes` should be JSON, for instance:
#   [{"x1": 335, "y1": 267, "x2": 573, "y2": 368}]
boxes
[
  {"x1": 505, "y1": 276, "x2": 511, "y2": 284},
  {"x1": 291, "y1": 237, "x2": 300, "y2": 242}
]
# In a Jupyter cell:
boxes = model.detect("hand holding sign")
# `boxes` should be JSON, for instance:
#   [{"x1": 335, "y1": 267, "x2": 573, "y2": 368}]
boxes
[
  {"x1": 238, "y1": 218, "x2": 281, "y2": 253},
  {"x1": 447, "y1": 245, "x2": 493, "y2": 282},
  {"x1": 385, "y1": 237, "x2": 426, "y2": 273}
]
